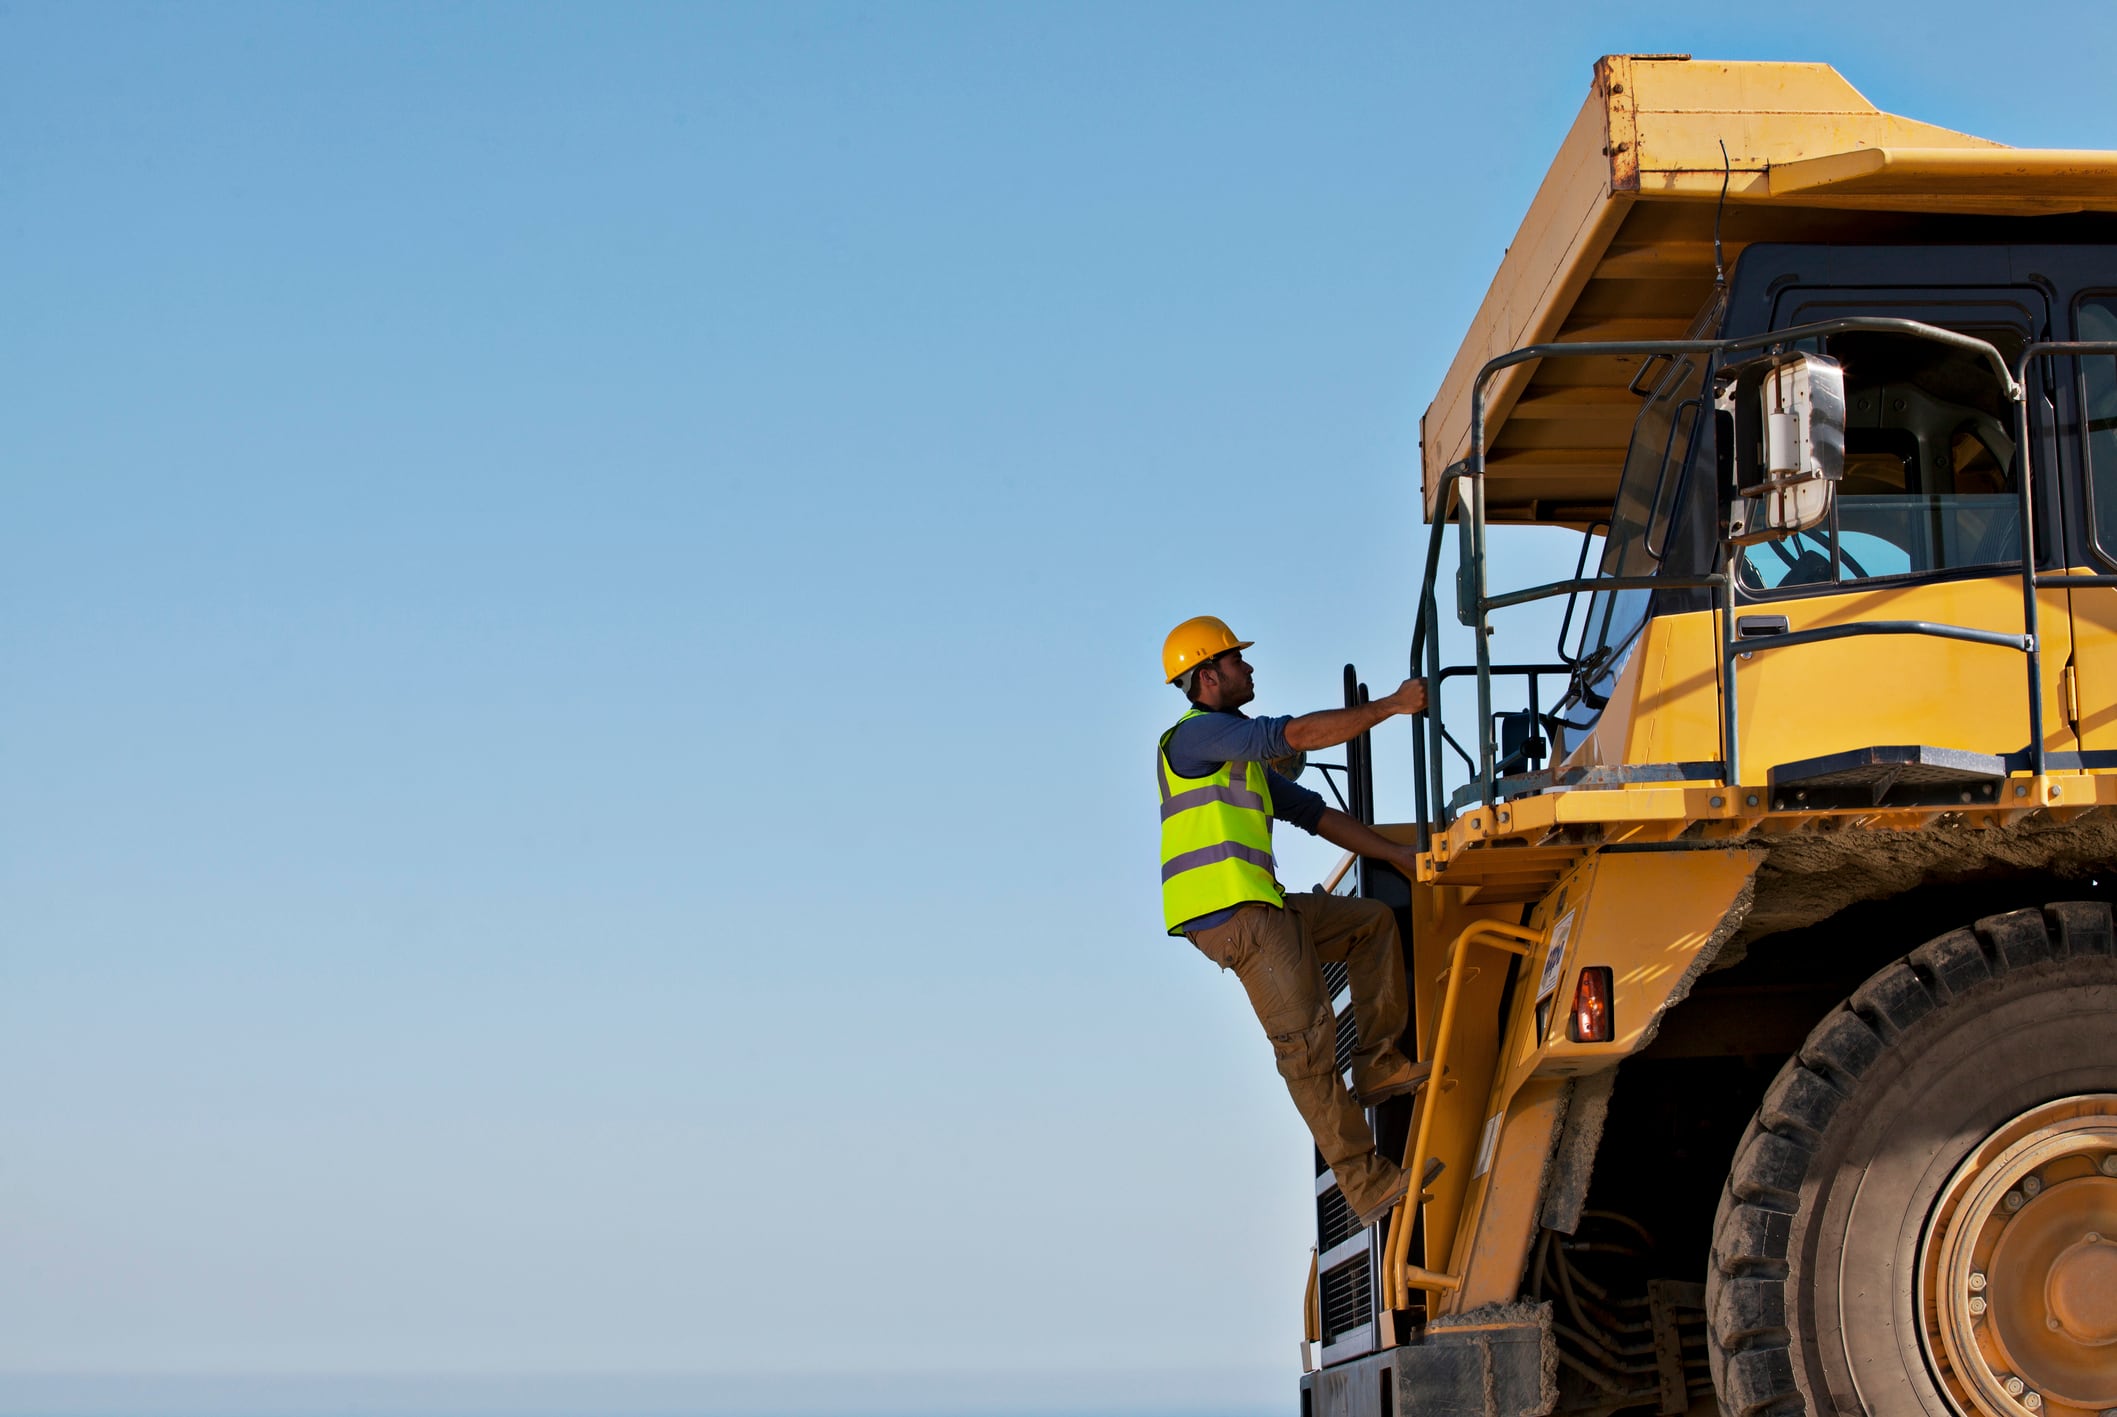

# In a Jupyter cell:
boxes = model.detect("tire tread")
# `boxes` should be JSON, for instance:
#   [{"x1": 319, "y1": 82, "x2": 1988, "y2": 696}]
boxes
[
  {"x1": 2046, "y1": 900, "x2": 2114, "y2": 958},
  {"x1": 1846, "y1": 960, "x2": 1936, "y2": 1041},
  {"x1": 1795, "y1": 1009, "x2": 1883, "y2": 1093},
  {"x1": 1907, "y1": 927, "x2": 1990, "y2": 999},
  {"x1": 1976, "y1": 907, "x2": 2052, "y2": 971},
  {"x1": 1756, "y1": 1066, "x2": 1844, "y2": 1149}
]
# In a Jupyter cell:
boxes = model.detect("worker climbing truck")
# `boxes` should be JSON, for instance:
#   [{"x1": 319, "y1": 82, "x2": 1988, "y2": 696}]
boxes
[{"x1": 1298, "y1": 57, "x2": 2117, "y2": 1417}]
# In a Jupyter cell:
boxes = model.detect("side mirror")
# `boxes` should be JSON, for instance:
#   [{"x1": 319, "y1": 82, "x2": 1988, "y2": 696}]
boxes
[{"x1": 1717, "y1": 352, "x2": 1847, "y2": 544}]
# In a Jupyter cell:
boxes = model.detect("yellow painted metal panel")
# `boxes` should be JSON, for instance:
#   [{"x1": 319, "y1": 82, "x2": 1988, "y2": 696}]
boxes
[
  {"x1": 1626, "y1": 607, "x2": 1724, "y2": 764},
  {"x1": 1621, "y1": 58, "x2": 1885, "y2": 118},
  {"x1": 2062, "y1": 579, "x2": 2117, "y2": 751},
  {"x1": 1727, "y1": 578, "x2": 2075, "y2": 784},
  {"x1": 1531, "y1": 850, "x2": 1757, "y2": 1067},
  {"x1": 1549, "y1": 605, "x2": 1725, "y2": 780},
  {"x1": 1552, "y1": 786, "x2": 1689, "y2": 823},
  {"x1": 1770, "y1": 147, "x2": 2117, "y2": 200},
  {"x1": 1448, "y1": 1077, "x2": 1570, "y2": 1312}
]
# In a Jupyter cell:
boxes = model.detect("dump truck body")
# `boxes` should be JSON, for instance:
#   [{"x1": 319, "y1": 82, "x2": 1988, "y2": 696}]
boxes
[{"x1": 1300, "y1": 57, "x2": 2117, "y2": 1417}]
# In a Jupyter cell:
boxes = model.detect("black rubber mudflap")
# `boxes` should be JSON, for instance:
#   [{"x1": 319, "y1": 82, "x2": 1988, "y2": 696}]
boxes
[{"x1": 1766, "y1": 744, "x2": 2004, "y2": 810}]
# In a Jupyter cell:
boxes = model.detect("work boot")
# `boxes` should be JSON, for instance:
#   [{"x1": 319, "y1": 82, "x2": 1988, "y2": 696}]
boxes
[
  {"x1": 1353, "y1": 1047, "x2": 1431, "y2": 1106},
  {"x1": 1345, "y1": 1158, "x2": 1413, "y2": 1230}
]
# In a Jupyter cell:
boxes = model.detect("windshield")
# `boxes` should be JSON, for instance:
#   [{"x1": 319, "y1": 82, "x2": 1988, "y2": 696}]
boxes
[{"x1": 1557, "y1": 290, "x2": 1725, "y2": 730}]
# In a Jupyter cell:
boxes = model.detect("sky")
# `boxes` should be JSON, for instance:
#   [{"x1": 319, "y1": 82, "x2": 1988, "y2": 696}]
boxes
[{"x1": 3, "y1": 4, "x2": 2114, "y2": 1415}]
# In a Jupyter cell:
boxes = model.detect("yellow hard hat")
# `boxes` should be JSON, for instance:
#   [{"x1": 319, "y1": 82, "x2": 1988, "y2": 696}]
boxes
[{"x1": 1162, "y1": 615, "x2": 1253, "y2": 683}]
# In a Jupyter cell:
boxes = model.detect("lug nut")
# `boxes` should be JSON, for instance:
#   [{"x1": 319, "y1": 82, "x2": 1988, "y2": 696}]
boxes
[
  {"x1": 2024, "y1": 1393, "x2": 2043, "y2": 1412},
  {"x1": 2004, "y1": 1376, "x2": 2025, "y2": 1397},
  {"x1": 2023, "y1": 1175, "x2": 2044, "y2": 1198},
  {"x1": 1970, "y1": 1296, "x2": 1989, "y2": 1315},
  {"x1": 1970, "y1": 1271, "x2": 1988, "y2": 1291},
  {"x1": 2005, "y1": 1191, "x2": 2027, "y2": 1212},
  {"x1": 2100, "y1": 1154, "x2": 2117, "y2": 1177}
]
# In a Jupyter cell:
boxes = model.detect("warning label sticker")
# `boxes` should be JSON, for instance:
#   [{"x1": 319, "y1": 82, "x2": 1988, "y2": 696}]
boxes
[
  {"x1": 1536, "y1": 909, "x2": 1576, "y2": 1003},
  {"x1": 1473, "y1": 1112, "x2": 1504, "y2": 1178}
]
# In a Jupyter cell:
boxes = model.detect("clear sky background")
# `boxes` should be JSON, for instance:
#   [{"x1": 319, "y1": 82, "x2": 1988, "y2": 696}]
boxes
[{"x1": 4, "y1": 4, "x2": 2113, "y2": 1415}]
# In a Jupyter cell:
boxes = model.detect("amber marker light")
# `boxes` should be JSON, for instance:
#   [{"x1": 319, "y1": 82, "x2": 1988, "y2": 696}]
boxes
[{"x1": 1568, "y1": 967, "x2": 1614, "y2": 1043}]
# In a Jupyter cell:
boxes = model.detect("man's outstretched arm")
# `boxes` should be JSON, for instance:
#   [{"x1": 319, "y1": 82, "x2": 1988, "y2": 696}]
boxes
[
  {"x1": 1312, "y1": 807, "x2": 1420, "y2": 878},
  {"x1": 1282, "y1": 677, "x2": 1428, "y2": 752}
]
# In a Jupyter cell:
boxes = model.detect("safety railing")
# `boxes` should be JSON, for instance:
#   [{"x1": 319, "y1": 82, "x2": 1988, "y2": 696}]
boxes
[
  {"x1": 1404, "y1": 320, "x2": 2111, "y2": 845},
  {"x1": 1380, "y1": 918, "x2": 1544, "y2": 1310},
  {"x1": 1422, "y1": 663, "x2": 1563, "y2": 810}
]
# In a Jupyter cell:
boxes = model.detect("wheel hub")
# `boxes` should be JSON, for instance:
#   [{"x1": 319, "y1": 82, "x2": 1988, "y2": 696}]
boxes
[
  {"x1": 1919, "y1": 1095, "x2": 2117, "y2": 1417},
  {"x1": 2045, "y1": 1232, "x2": 2117, "y2": 1346}
]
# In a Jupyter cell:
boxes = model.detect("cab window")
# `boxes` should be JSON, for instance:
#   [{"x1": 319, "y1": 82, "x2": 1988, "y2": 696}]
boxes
[
  {"x1": 1738, "y1": 327, "x2": 2025, "y2": 591},
  {"x1": 2082, "y1": 296, "x2": 2117, "y2": 558}
]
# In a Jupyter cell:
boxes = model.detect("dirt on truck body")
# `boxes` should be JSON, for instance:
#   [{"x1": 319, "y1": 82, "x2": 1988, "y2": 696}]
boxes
[{"x1": 1297, "y1": 55, "x2": 2117, "y2": 1417}]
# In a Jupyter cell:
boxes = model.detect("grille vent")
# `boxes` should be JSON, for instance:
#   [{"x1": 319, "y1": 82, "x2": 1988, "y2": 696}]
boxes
[
  {"x1": 1333, "y1": 1005, "x2": 1359, "y2": 1074},
  {"x1": 1319, "y1": 1256, "x2": 1373, "y2": 1342},
  {"x1": 1322, "y1": 960, "x2": 1350, "y2": 999},
  {"x1": 1316, "y1": 1183, "x2": 1360, "y2": 1253}
]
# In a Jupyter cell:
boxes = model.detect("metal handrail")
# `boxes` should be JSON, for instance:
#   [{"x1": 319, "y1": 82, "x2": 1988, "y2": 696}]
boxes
[
  {"x1": 1734, "y1": 620, "x2": 2031, "y2": 654},
  {"x1": 1482, "y1": 573, "x2": 1719, "y2": 614},
  {"x1": 1381, "y1": 918, "x2": 1542, "y2": 1311}
]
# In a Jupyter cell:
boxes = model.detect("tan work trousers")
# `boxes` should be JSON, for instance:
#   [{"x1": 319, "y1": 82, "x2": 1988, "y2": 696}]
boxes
[{"x1": 1188, "y1": 892, "x2": 1409, "y2": 1216}]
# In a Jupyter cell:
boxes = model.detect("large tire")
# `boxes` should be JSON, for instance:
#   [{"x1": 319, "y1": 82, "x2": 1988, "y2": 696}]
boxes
[{"x1": 1705, "y1": 903, "x2": 2117, "y2": 1417}]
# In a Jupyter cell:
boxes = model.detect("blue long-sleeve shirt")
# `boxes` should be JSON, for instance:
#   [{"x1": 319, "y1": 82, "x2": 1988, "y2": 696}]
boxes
[{"x1": 1162, "y1": 709, "x2": 1328, "y2": 933}]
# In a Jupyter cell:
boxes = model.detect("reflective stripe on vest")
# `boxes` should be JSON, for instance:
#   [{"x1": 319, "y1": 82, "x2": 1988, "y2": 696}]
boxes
[{"x1": 1157, "y1": 709, "x2": 1283, "y2": 934}]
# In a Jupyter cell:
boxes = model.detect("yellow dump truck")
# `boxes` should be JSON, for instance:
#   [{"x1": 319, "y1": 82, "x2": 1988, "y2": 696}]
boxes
[{"x1": 1299, "y1": 56, "x2": 2117, "y2": 1417}]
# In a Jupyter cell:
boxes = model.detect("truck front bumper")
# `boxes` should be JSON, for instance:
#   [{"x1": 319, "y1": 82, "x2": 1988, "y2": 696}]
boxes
[{"x1": 1301, "y1": 1305, "x2": 1555, "y2": 1417}]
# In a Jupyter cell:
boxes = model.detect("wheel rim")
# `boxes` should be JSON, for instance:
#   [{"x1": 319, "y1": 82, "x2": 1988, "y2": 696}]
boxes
[{"x1": 1918, "y1": 1095, "x2": 2117, "y2": 1417}]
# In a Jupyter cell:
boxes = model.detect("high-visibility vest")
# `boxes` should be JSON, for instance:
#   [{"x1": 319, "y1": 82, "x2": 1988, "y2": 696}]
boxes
[{"x1": 1158, "y1": 709, "x2": 1283, "y2": 934}]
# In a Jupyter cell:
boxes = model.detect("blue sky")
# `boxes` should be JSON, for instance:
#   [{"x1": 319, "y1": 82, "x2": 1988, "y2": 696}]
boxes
[{"x1": 4, "y1": 4, "x2": 2113, "y2": 1414}]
